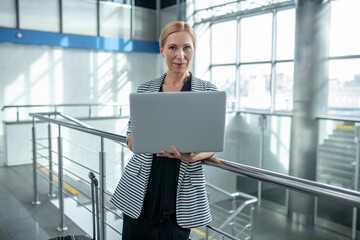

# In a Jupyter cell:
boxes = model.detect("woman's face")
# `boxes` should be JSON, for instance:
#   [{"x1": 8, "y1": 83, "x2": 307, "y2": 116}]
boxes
[{"x1": 160, "y1": 31, "x2": 194, "y2": 75}]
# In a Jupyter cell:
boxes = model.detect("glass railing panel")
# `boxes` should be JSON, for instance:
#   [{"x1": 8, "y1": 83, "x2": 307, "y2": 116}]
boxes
[
  {"x1": 214, "y1": 112, "x2": 291, "y2": 212},
  {"x1": 204, "y1": 157, "x2": 360, "y2": 240},
  {"x1": 316, "y1": 118, "x2": 358, "y2": 236}
]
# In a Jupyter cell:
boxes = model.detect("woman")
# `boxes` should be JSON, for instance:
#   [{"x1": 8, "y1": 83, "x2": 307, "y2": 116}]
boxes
[{"x1": 111, "y1": 21, "x2": 218, "y2": 240}]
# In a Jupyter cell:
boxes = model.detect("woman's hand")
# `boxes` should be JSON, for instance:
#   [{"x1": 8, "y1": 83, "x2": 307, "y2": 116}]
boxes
[
  {"x1": 156, "y1": 145, "x2": 214, "y2": 162},
  {"x1": 127, "y1": 136, "x2": 133, "y2": 152}
]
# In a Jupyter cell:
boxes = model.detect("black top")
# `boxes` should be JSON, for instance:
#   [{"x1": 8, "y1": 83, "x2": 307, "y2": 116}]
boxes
[{"x1": 141, "y1": 76, "x2": 192, "y2": 224}]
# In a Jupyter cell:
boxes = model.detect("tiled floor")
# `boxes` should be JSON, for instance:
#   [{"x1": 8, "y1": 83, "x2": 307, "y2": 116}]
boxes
[
  {"x1": 0, "y1": 180, "x2": 48, "y2": 240},
  {"x1": 0, "y1": 164, "x2": 88, "y2": 240}
]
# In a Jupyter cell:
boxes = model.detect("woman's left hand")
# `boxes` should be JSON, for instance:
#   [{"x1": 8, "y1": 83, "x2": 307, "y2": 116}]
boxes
[{"x1": 156, "y1": 145, "x2": 214, "y2": 162}]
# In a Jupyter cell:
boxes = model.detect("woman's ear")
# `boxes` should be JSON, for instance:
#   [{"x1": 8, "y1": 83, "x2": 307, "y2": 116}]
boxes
[{"x1": 159, "y1": 46, "x2": 164, "y2": 58}]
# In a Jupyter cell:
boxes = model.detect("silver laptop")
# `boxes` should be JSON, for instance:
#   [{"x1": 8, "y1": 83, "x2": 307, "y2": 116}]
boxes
[{"x1": 130, "y1": 91, "x2": 226, "y2": 154}]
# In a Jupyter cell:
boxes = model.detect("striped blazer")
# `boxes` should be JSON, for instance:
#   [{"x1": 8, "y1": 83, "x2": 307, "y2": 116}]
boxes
[{"x1": 110, "y1": 74, "x2": 217, "y2": 228}]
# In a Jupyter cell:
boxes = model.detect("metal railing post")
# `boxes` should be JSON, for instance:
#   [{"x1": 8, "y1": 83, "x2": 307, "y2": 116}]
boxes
[
  {"x1": 231, "y1": 196, "x2": 236, "y2": 235},
  {"x1": 16, "y1": 107, "x2": 20, "y2": 121},
  {"x1": 57, "y1": 125, "x2": 67, "y2": 231},
  {"x1": 99, "y1": 137, "x2": 106, "y2": 240},
  {"x1": 250, "y1": 205, "x2": 255, "y2": 240},
  {"x1": 32, "y1": 118, "x2": 41, "y2": 205},
  {"x1": 89, "y1": 105, "x2": 92, "y2": 118},
  {"x1": 352, "y1": 123, "x2": 360, "y2": 240},
  {"x1": 258, "y1": 115, "x2": 267, "y2": 207},
  {"x1": 48, "y1": 121, "x2": 56, "y2": 197}
]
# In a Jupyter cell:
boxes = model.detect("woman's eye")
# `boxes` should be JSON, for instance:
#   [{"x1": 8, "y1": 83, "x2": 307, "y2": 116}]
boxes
[
  {"x1": 169, "y1": 46, "x2": 176, "y2": 50},
  {"x1": 184, "y1": 46, "x2": 191, "y2": 50}
]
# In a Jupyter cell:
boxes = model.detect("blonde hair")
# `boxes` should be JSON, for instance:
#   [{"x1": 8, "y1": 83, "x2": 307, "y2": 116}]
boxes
[{"x1": 159, "y1": 21, "x2": 196, "y2": 50}]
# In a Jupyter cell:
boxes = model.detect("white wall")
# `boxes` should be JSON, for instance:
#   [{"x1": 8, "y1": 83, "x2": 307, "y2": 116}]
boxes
[{"x1": 0, "y1": 42, "x2": 163, "y2": 130}]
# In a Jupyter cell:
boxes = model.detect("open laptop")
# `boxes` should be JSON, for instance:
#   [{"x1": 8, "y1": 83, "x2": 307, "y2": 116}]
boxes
[{"x1": 130, "y1": 91, "x2": 226, "y2": 154}]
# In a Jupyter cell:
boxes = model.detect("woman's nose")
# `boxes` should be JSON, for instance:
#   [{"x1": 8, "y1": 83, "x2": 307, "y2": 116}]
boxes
[{"x1": 176, "y1": 49, "x2": 185, "y2": 58}]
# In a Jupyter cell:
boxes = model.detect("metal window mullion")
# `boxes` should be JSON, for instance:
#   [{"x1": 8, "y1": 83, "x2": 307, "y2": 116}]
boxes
[
  {"x1": 193, "y1": 0, "x2": 196, "y2": 24},
  {"x1": 59, "y1": 0, "x2": 63, "y2": 33},
  {"x1": 235, "y1": 16, "x2": 241, "y2": 111},
  {"x1": 97, "y1": 0, "x2": 100, "y2": 36},
  {"x1": 211, "y1": 63, "x2": 237, "y2": 67},
  {"x1": 193, "y1": 1, "x2": 295, "y2": 26},
  {"x1": 177, "y1": 0, "x2": 181, "y2": 20},
  {"x1": 209, "y1": 23, "x2": 213, "y2": 82},
  {"x1": 270, "y1": 9, "x2": 277, "y2": 113},
  {"x1": 15, "y1": 0, "x2": 20, "y2": 28},
  {"x1": 238, "y1": 60, "x2": 272, "y2": 66},
  {"x1": 156, "y1": 0, "x2": 160, "y2": 40},
  {"x1": 131, "y1": 0, "x2": 135, "y2": 39}
]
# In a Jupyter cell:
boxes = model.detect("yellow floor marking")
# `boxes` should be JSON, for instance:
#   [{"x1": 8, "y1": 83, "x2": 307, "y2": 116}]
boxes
[
  {"x1": 336, "y1": 125, "x2": 355, "y2": 129},
  {"x1": 192, "y1": 228, "x2": 216, "y2": 240},
  {"x1": 37, "y1": 163, "x2": 79, "y2": 194}
]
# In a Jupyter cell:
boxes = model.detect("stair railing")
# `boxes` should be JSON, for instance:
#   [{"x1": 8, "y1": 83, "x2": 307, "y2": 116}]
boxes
[
  {"x1": 2, "y1": 102, "x2": 128, "y2": 122},
  {"x1": 29, "y1": 112, "x2": 360, "y2": 240}
]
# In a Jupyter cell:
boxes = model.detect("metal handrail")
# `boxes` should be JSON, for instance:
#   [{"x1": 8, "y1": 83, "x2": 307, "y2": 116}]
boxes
[
  {"x1": 317, "y1": 115, "x2": 360, "y2": 123},
  {"x1": 2, "y1": 103, "x2": 127, "y2": 111},
  {"x1": 204, "y1": 157, "x2": 360, "y2": 208},
  {"x1": 29, "y1": 112, "x2": 126, "y2": 143},
  {"x1": 236, "y1": 109, "x2": 292, "y2": 118}
]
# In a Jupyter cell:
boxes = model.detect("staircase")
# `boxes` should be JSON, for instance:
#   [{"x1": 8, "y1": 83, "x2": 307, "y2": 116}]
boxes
[{"x1": 317, "y1": 126, "x2": 357, "y2": 189}]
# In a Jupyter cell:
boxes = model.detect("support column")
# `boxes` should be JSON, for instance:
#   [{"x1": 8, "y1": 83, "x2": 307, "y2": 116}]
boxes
[{"x1": 288, "y1": 0, "x2": 330, "y2": 225}]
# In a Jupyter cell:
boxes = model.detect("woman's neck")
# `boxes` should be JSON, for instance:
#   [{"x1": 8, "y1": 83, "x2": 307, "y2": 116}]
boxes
[{"x1": 163, "y1": 71, "x2": 190, "y2": 86}]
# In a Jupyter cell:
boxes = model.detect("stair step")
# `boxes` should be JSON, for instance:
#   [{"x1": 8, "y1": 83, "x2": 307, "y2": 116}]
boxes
[
  {"x1": 317, "y1": 152, "x2": 355, "y2": 163},
  {"x1": 328, "y1": 134, "x2": 356, "y2": 143},
  {"x1": 317, "y1": 160, "x2": 354, "y2": 172},
  {"x1": 323, "y1": 139, "x2": 356, "y2": 149},
  {"x1": 317, "y1": 175, "x2": 354, "y2": 189},
  {"x1": 334, "y1": 127, "x2": 355, "y2": 133},
  {"x1": 317, "y1": 166, "x2": 354, "y2": 179},
  {"x1": 318, "y1": 146, "x2": 356, "y2": 158},
  {"x1": 318, "y1": 151, "x2": 355, "y2": 162}
]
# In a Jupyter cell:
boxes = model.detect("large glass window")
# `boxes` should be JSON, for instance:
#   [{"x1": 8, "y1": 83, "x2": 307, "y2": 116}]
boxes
[
  {"x1": 274, "y1": 62, "x2": 294, "y2": 111},
  {"x1": 328, "y1": 0, "x2": 360, "y2": 115},
  {"x1": 211, "y1": 21, "x2": 237, "y2": 64},
  {"x1": 329, "y1": 0, "x2": 360, "y2": 57},
  {"x1": 240, "y1": 14, "x2": 272, "y2": 62},
  {"x1": 193, "y1": 1, "x2": 295, "y2": 112},
  {"x1": 276, "y1": 9, "x2": 295, "y2": 60},
  {"x1": 328, "y1": 59, "x2": 360, "y2": 112},
  {"x1": 195, "y1": 24, "x2": 211, "y2": 79},
  {"x1": 239, "y1": 64, "x2": 271, "y2": 109},
  {"x1": 211, "y1": 66, "x2": 236, "y2": 103}
]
